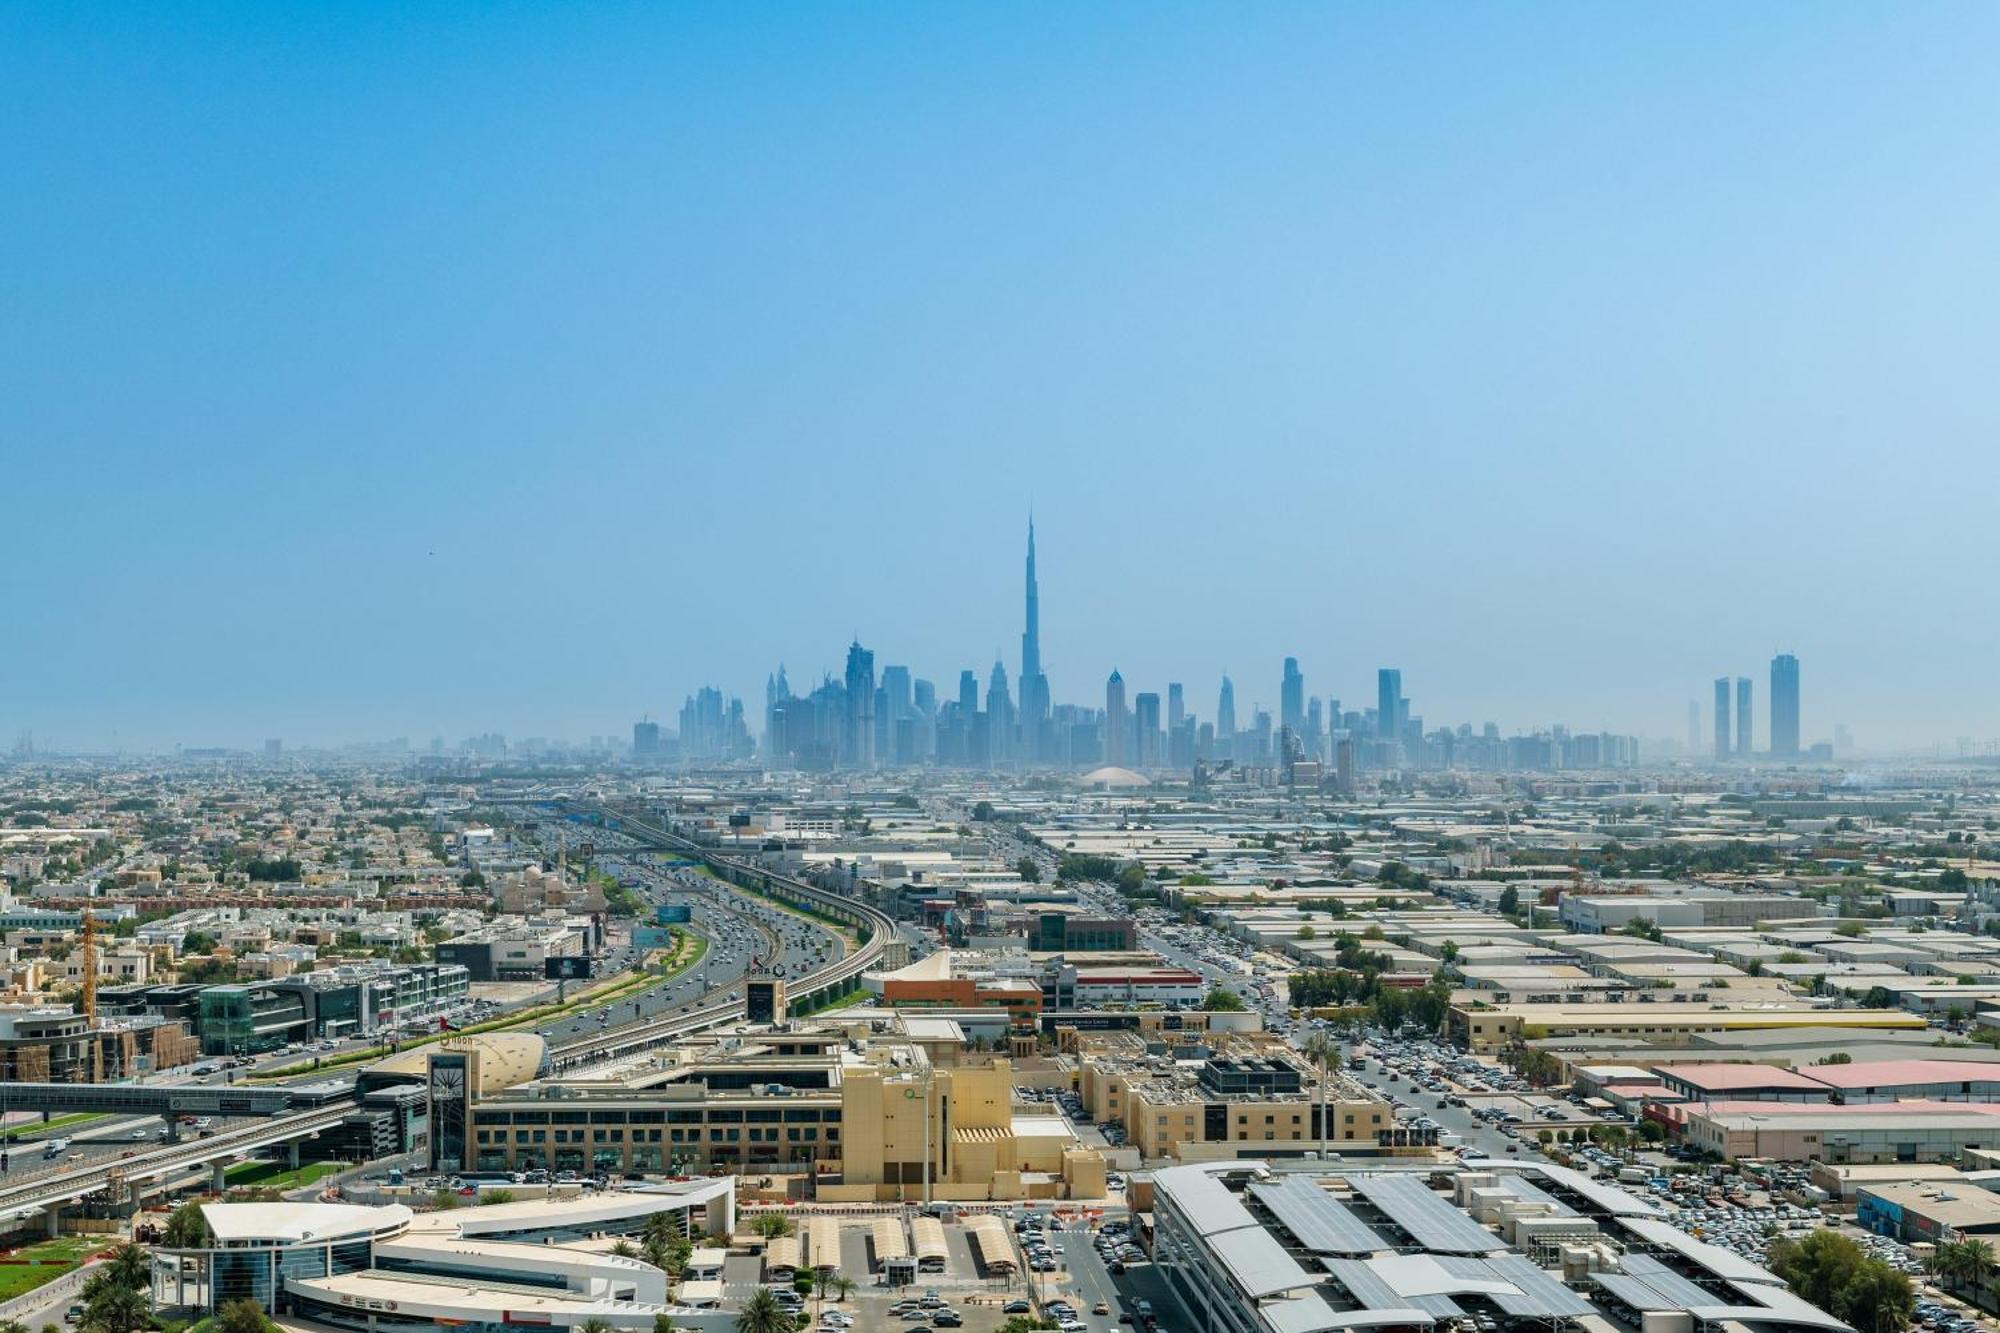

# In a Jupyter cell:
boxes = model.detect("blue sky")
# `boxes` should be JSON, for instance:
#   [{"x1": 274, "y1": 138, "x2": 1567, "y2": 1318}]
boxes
[{"x1": 5, "y1": 4, "x2": 1997, "y2": 753}]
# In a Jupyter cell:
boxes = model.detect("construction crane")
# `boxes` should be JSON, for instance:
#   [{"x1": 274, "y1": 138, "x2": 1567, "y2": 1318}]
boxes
[{"x1": 81, "y1": 905, "x2": 99, "y2": 1083}]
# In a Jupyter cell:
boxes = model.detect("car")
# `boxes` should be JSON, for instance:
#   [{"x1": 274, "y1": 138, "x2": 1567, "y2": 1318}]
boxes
[
  {"x1": 932, "y1": 1315, "x2": 962, "y2": 1328},
  {"x1": 1003, "y1": 1301, "x2": 1032, "y2": 1315},
  {"x1": 1095, "y1": 1302, "x2": 1112, "y2": 1316},
  {"x1": 901, "y1": 1311, "x2": 934, "y2": 1323}
]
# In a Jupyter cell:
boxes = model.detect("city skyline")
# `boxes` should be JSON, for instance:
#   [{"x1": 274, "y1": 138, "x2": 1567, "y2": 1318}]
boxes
[
  {"x1": 8, "y1": 517, "x2": 1852, "y2": 762},
  {"x1": 8, "y1": 7, "x2": 2000, "y2": 752}
]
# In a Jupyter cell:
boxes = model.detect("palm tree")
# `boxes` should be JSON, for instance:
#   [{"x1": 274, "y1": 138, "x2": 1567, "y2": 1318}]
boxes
[
  {"x1": 78, "y1": 1283, "x2": 148, "y2": 1333},
  {"x1": 735, "y1": 1287, "x2": 793, "y2": 1333},
  {"x1": 829, "y1": 1275, "x2": 855, "y2": 1304},
  {"x1": 641, "y1": 1233, "x2": 673, "y2": 1273},
  {"x1": 1302, "y1": 1031, "x2": 1340, "y2": 1162},
  {"x1": 578, "y1": 1320, "x2": 614, "y2": 1333},
  {"x1": 610, "y1": 1238, "x2": 637, "y2": 1259},
  {"x1": 162, "y1": 1202, "x2": 212, "y2": 1249},
  {"x1": 101, "y1": 1243, "x2": 149, "y2": 1292}
]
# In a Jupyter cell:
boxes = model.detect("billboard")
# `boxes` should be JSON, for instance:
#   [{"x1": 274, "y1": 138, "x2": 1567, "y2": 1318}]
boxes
[
  {"x1": 656, "y1": 903, "x2": 692, "y2": 925},
  {"x1": 544, "y1": 955, "x2": 592, "y2": 980},
  {"x1": 632, "y1": 927, "x2": 675, "y2": 950}
]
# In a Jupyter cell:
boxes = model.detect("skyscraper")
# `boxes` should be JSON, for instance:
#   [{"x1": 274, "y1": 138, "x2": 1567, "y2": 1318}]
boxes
[
  {"x1": 1280, "y1": 657, "x2": 1305, "y2": 738},
  {"x1": 1735, "y1": 677, "x2": 1752, "y2": 757},
  {"x1": 1167, "y1": 682, "x2": 1185, "y2": 734},
  {"x1": 1105, "y1": 670, "x2": 1128, "y2": 769},
  {"x1": 1217, "y1": 675, "x2": 1236, "y2": 740},
  {"x1": 1377, "y1": 669, "x2": 1403, "y2": 746},
  {"x1": 1713, "y1": 677, "x2": 1732, "y2": 760},
  {"x1": 844, "y1": 640, "x2": 876, "y2": 768},
  {"x1": 1019, "y1": 517, "x2": 1049, "y2": 747},
  {"x1": 1134, "y1": 692, "x2": 1161, "y2": 768},
  {"x1": 987, "y1": 661, "x2": 1014, "y2": 764},
  {"x1": 1770, "y1": 654, "x2": 1800, "y2": 758}
]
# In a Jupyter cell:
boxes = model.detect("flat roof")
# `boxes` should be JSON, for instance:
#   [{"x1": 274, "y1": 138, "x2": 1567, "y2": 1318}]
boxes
[
  {"x1": 1801, "y1": 1059, "x2": 2000, "y2": 1089},
  {"x1": 200, "y1": 1201, "x2": 410, "y2": 1245},
  {"x1": 1655, "y1": 1064, "x2": 1829, "y2": 1092},
  {"x1": 287, "y1": 1270, "x2": 669, "y2": 1320}
]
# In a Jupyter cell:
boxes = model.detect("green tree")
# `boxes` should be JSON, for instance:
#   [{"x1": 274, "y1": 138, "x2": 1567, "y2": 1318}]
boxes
[
  {"x1": 751, "y1": 1212, "x2": 794, "y2": 1239},
  {"x1": 163, "y1": 1200, "x2": 213, "y2": 1247},
  {"x1": 1015, "y1": 857, "x2": 1042, "y2": 883},
  {"x1": 215, "y1": 1298, "x2": 273, "y2": 1333},
  {"x1": 180, "y1": 931, "x2": 218, "y2": 955},
  {"x1": 654, "y1": 1316, "x2": 679, "y2": 1333},
  {"x1": 735, "y1": 1287, "x2": 794, "y2": 1333},
  {"x1": 1202, "y1": 985, "x2": 1247, "y2": 1012},
  {"x1": 1296, "y1": 925, "x2": 1317, "y2": 940},
  {"x1": 1497, "y1": 885, "x2": 1521, "y2": 917}
]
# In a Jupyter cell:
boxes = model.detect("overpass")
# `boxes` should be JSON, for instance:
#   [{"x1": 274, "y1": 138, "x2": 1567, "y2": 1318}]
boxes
[
  {"x1": 0, "y1": 1103, "x2": 357, "y2": 1230},
  {"x1": 0, "y1": 1083, "x2": 307, "y2": 1120}
]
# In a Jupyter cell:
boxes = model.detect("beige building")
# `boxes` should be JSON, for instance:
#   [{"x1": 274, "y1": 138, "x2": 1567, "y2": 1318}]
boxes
[
  {"x1": 1448, "y1": 1000, "x2": 1927, "y2": 1051},
  {"x1": 1076, "y1": 1032, "x2": 1390, "y2": 1160}
]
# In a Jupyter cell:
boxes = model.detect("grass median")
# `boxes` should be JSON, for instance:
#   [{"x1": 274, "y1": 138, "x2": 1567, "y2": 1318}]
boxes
[{"x1": 252, "y1": 926, "x2": 712, "y2": 1080}]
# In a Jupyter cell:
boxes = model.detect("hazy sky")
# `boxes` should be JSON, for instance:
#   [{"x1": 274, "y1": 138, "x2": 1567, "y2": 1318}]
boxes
[{"x1": 6, "y1": 4, "x2": 1999, "y2": 754}]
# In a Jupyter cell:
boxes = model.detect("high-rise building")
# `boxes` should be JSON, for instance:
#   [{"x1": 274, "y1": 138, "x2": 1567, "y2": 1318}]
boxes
[
  {"x1": 631, "y1": 720, "x2": 661, "y2": 759},
  {"x1": 958, "y1": 669, "x2": 978, "y2": 718},
  {"x1": 1735, "y1": 677, "x2": 1752, "y2": 757},
  {"x1": 1377, "y1": 669, "x2": 1403, "y2": 756},
  {"x1": 1105, "y1": 670, "x2": 1128, "y2": 769},
  {"x1": 844, "y1": 641, "x2": 876, "y2": 768},
  {"x1": 1134, "y1": 692, "x2": 1161, "y2": 768},
  {"x1": 1217, "y1": 675, "x2": 1236, "y2": 740},
  {"x1": 1713, "y1": 677, "x2": 1732, "y2": 760},
  {"x1": 1770, "y1": 654, "x2": 1800, "y2": 758},
  {"x1": 1280, "y1": 658, "x2": 1305, "y2": 737},
  {"x1": 1019, "y1": 518, "x2": 1049, "y2": 747},
  {"x1": 1167, "y1": 682, "x2": 1185, "y2": 735},
  {"x1": 987, "y1": 661, "x2": 1014, "y2": 764}
]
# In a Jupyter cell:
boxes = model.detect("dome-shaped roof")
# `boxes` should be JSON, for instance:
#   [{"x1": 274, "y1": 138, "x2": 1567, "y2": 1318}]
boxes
[{"x1": 1080, "y1": 765, "x2": 1150, "y2": 788}]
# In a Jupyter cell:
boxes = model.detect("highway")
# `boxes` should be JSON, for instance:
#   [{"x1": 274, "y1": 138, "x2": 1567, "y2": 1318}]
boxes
[{"x1": 0, "y1": 798, "x2": 893, "y2": 1221}]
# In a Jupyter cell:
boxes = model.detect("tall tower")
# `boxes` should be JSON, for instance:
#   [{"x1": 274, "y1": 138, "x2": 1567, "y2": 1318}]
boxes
[
  {"x1": 1280, "y1": 658, "x2": 1305, "y2": 737},
  {"x1": 1713, "y1": 677, "x2": 1732, "y2": 760},
  {"x1": 1105, "y1": 670, "x2": 1128, "y2": 769},
  {"x1": 1020, "y1": 518, "x2": 1048, "y2": 736},
  {"x1": 1735, "y1": 677, "x2": 1752, "y2": 757},
  {"x1": 844, "y1": 641, "x2": 877, "y2": 768},
  {"x1": 1217, "y1": 675, "x2": 1236, "y2": 739},
  {"x1": 1770, "y1": 654, "x2": 1800, "y2": 758},
  {"x1": 1377, "y1": 669, "x2": 1403, "y2": 742}
]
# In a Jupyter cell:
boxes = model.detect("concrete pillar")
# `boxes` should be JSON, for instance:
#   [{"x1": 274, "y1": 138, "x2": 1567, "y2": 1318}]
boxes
[
  {"x1": 212, "y1": 1162, "x2": 227, "y2": 1192},
  {"x1": 287, "y1": 1142, "x2": 301, "y2": 1169},
  {"x1": 44, "y1": 1205, "x2": 60, "y2": 1237}
]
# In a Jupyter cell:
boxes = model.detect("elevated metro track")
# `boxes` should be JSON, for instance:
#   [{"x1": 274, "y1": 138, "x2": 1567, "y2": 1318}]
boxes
[{"x1": 0, "y1": 1104, "x2": 356, "y2": 1223}]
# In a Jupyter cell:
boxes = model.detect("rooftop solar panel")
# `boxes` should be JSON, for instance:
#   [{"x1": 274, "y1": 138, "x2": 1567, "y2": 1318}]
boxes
[
  {"x1": 1252, "y1": 1178, "x2": 1392, "y2": 1256},
  {"x1": 1324, "y1": 1257, "x2": 1467, "y2": 1320},
  {"x1": 1621, "y1": 1254, "x2": 1725, "y2": 1309},
  {"x1": 1349, "y1": 1174, "x2": 1506, "y2": 1254},
  {"x1": 1467, "y1": 1253, "x2": 1597, "y2": 1318}
]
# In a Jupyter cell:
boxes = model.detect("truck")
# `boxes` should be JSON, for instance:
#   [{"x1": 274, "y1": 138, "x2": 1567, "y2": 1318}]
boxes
[{"x1": 42, "y1": 1138, "x2": 69, "y2": 1159}]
